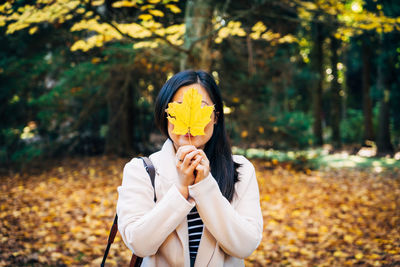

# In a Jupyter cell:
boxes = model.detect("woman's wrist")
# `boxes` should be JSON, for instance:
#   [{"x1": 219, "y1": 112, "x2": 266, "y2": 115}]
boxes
[{"x1": 177, "y1": 184, "x2": 189, "y2": 200}]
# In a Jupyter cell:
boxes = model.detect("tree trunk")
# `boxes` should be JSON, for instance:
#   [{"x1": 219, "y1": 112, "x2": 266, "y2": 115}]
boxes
[
  {"x1": 377, "y1": 90, "x2": 393, "y2": 155},
  {"x1": 330, "y1": 34, "x2": 341, "y2": 149},
  {"x1": 342, "y1": 51, "x2": 348, "y2": 121},
  {"x1": 246, "y1": 34, "x2": 255, "y2": 76},
  {"x1": 105, "y1": 70, "x2": 134, "y2": 156},
  {"x1": 181, "y1": 0, "x2": 214, "y2": 71},
  {"x1": 103, "y1": 4, "x2": 134, "y2": 156},
  {"x1": 376, "y1": 35, "x2": 394, "y2": 155},
  {"x1": 362, "y1": 39, "x2": 374, "y2": 144},
  {"x1": 311, "y1": 21, "x2": 324, "y2": 146}
]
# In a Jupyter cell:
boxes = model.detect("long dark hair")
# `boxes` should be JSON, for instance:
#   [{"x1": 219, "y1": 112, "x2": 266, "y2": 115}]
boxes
[{"x1": 154, "y1": 70, "x2": 240, "y2": 202}]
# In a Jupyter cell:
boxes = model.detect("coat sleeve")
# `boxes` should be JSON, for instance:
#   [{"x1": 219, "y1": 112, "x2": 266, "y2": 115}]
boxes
[
  {"x1": 188, "y1": 156, "x2": 263, "y2": 259},
  {"x1": 116, "y1": 158, "x2": 195, "y2": 257}
]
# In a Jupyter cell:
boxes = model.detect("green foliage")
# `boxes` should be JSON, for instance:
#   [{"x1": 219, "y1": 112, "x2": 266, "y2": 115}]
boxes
[
  {"x1": 0, "y1": 128, "x2": 20, "y2": 164},
  {"x1": 233, "y1": 146, "x2": 319, "y2": 171},
  {"x1": 339, "y1": 107, "x2": 381, "y2": 144},
  {"x1": 0, "y1": 27, "x2": 127, "y2": 165},
  {"x1": 233, "y1": 146, "x2": 400, "y2": 172},
  {"x1": 269, "y1": 111, "x2": 315, "y2": 149},
  {"x1": 219, "y1": 42, "x2": 315, "y2": 149},
  {"x1": 10, "y1": 143, "x2": 43, "y2": 163},
  {"x1": 0, "y1": 127, "x2": 43, "y2": 166},
  {"x1": 0, "y1": 30, "x2": 54, "y2": 165},
  {"x1": 340, "y1": 109, "x2": 364, "y2": 143}
]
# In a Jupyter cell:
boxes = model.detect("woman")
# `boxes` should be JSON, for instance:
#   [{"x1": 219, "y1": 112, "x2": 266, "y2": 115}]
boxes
[{"x1": 117, "y1": 70, "x2": 263, "y2": 266}]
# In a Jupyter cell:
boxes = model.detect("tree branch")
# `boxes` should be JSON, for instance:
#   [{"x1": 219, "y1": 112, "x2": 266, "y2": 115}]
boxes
[
  {"x1": 83, "y1": 0, "x2": 190, "y2": 54},
  {"x1": 79, "y1": 0, "x2": 398, "y2": 57}
]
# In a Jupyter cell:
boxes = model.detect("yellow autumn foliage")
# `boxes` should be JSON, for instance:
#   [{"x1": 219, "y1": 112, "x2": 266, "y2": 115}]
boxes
[
  {"x1": 166, "y1": 4, "x2": 181, "y2": 14},
  {"x1": 112, "y1": 0, "x2": 137, "y2": 8},
  {"x1": 0, "y1": 0, "x2": 184, "y2": 52},
  {"x1": 148, "y1": 9, "x2": 164, "y2": 17},
  {"x1": 0, "y1": 0, "x2": 399, "y2": 53}
]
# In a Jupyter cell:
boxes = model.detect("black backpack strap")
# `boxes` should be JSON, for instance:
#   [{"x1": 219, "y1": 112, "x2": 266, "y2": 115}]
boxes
[
  {"x1": 139, "y1": 156, "x2": 157, "y2": 202},
  {"x1": 101, "y1": 157, "x2": 156, "y2": 267},
  {"x1": 101, "y1": 215, "x2": 118, "y2": 267}
]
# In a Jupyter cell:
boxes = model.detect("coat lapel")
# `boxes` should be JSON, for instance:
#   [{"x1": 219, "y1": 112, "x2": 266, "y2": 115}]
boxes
[
  {"x1": 194, "y1": 227, "x2": 216, "y2": 267},
  {"x1": 176, "y1": 218, "x2": 191, "y2": 266},
  {"x1": 151, "y1": 139, "x2": 192, "y2": 266}
]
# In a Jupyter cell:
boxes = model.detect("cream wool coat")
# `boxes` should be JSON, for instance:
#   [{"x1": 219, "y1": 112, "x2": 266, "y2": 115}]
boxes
[{"x1": 117, "y1": 139, "x2": 263, "y2": 267}]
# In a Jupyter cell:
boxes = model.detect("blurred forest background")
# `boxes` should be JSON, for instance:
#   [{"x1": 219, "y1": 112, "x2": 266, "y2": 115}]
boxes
[
  {"x1": 1, "y1": 0, "x2": 400, "y2": 168},
  {"x1": 1, "y1": 0, "x2": 400, "y2": 266}
]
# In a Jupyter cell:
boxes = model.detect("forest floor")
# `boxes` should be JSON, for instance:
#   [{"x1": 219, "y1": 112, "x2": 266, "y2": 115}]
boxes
[{"x1": 0, "y1": 156, "x2": 399, "y2": 266}]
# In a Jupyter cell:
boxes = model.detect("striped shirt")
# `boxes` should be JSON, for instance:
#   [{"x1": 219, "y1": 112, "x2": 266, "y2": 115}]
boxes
[{"x1": 187, "y1": 206, "x2": 203, "y2": 261}]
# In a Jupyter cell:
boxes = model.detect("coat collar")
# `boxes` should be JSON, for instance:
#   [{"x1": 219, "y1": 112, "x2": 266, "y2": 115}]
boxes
[{"x1": 150, "y1": 138, "x2": 179, "y2": 183}]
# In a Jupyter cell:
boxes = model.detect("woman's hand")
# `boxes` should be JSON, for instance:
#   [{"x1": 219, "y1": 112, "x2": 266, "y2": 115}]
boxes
[
  {"x1": 194, "y1": 149, "x2": 210, "y2": 184},
  {"x1": 175, "y1": 145, "x2": 202, "y2": 199}
]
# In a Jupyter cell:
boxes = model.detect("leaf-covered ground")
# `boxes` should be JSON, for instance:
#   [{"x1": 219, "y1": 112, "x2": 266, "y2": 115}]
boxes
[{"x1": 0, "y1": 157, "x2": 399, "y2": 266}]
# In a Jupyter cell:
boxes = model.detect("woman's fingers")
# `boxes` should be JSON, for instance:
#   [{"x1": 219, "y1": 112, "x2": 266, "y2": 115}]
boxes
[
  {"x1": 193, "y1": 150, "x2": 210, "y2": 183},
  {"x1": 176, "y1": 145, "x2": 196, "y2": 163},
  {"x1": 176, "y1": 145, "x2": 195, "y2": 158},
  {"x1": 175, "y1": 147, "x2": 210, "y2": 186},
  {"x1": 176, "y1": 146, "x2": 200, "y2": 182},
  {"x1": 195, "y1": 164, "x2": 203, "y2": 172},
  {"x1": 182, "y1": 150, "x2": 200, "y2": 167},
  {"x1": 187, "y1": 155, "x2": 202, "y2": 173},
  {"x1": 196, "y1": 149, "x2": 209, "y2": 166},
  {"x1": 196, "y1": 149, "x2": 208, "y2": 160}
]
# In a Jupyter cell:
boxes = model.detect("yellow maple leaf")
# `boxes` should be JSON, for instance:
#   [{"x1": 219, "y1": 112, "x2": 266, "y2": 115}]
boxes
[{"x1": 167, "y1": 88, "x2": 214, "y2": 136}]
